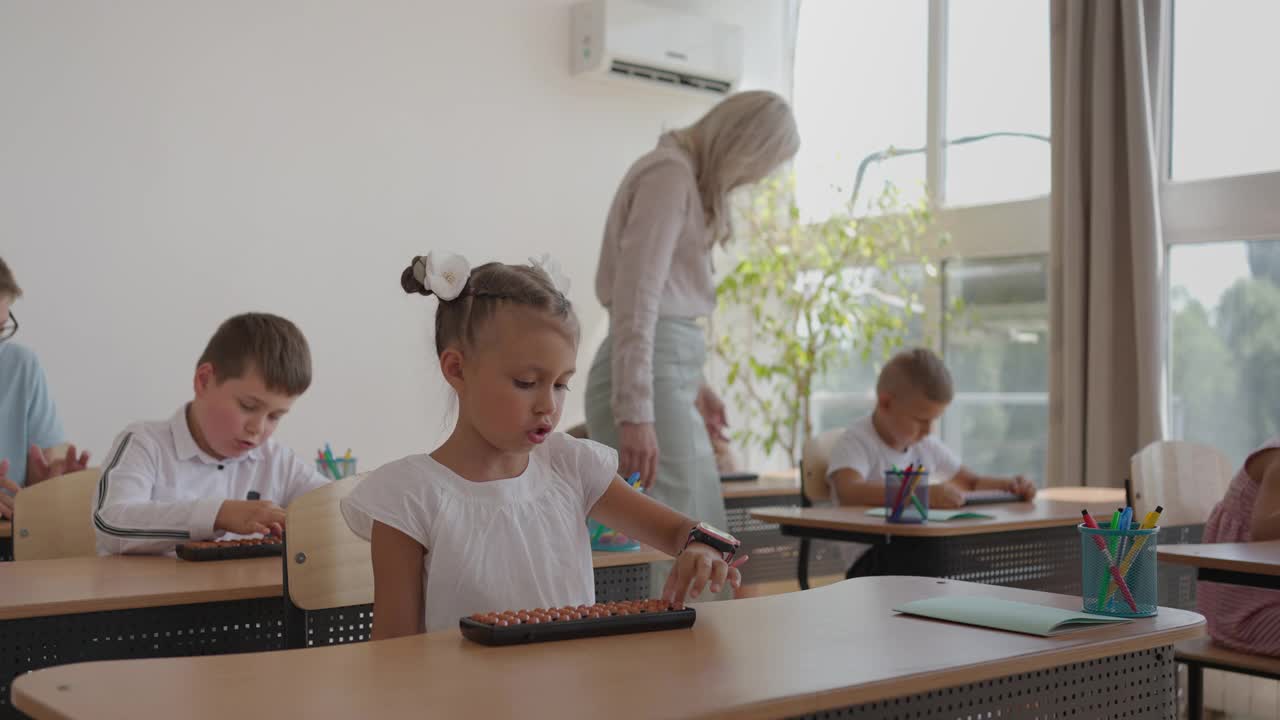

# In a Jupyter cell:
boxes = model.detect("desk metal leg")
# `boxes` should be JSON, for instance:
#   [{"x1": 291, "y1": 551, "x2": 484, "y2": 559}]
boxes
[{"x1": 1185, "y1": 663, "x2": 1203, "y2": 720}]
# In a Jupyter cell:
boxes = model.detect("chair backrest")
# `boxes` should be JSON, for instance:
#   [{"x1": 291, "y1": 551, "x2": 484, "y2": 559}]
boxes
[
  {"x1": 284, "y1": 474, "x2": 373, "y2": 611},
  {"x1": 1130, "y1": 440, "x2": 1234, "y2": 527},
  {"x1": 564, "y1": 423, "x2": 589, "y2": 439},
  {"x1": 13, "y1": 468, "x2": 100, "y2": 561},
  {"x1": 801, "y1": 430, "x2": 844, "y2": 503}
]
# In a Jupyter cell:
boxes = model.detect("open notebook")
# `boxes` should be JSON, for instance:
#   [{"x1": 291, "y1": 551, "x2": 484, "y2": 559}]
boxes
[
  {"x1": 895, "y1": 596, "x2": 1133, "y2": 637},
  {"x1": 865, "y1": 508, "x2": 993, "y2": 521}
]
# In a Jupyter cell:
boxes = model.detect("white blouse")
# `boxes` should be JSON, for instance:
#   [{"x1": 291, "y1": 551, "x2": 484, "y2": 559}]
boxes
[{"x1": 341, "y1": 433, "x2": 618, "y2": 632}]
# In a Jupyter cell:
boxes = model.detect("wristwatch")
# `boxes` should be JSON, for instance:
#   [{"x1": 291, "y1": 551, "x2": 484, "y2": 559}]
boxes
[{"x1": 682, "y1": 522, "x2": 740, "y2": 562}]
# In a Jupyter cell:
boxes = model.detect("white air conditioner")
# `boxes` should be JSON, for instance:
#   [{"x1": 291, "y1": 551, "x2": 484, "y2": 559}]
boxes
[{"x1": 570, "y1": 0, "x2": 744, "y2": 97}]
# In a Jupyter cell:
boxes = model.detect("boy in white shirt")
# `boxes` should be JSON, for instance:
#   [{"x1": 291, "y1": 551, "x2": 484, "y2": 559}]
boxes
[
  {"x1": 94, "y1": 313, "x2": 329, "y2": 555},
  {"x1": 827, "y1": 348, "x2": 1036, "y2": 509}
]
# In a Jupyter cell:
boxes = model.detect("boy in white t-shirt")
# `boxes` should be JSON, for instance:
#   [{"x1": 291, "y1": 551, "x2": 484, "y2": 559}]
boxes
[{"x1": 827, "y1": 348, "x2": 1036, "y2": 509}]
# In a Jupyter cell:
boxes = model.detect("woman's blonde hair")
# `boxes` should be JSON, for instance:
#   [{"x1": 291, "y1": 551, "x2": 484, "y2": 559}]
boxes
[{"x1": 669, "y1": 90, "x2": 800, "y2": 246}]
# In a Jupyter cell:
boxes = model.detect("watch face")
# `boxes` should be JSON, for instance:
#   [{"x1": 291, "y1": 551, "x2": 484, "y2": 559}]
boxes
[{"x1": 697, "y1": 522, "x2": 739, "y2": 547}]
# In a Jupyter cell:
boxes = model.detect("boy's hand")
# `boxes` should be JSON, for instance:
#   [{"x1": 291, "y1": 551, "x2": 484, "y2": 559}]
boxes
[
  {"x1": 214, "y1": 499, "x2": 286, "y2": 536},
  {"x1": 0, "y1": 459, "x2": 16, "y2": 520},
  {"x1": 929, "y1": 483, "x2": 966, "y2": 509},
  {"x1": 1009, "y1": 475, "x2": 1037, "y2": 500},
  {"x1": 661, "y1": 542, "x2": 745, "y2": 608}
]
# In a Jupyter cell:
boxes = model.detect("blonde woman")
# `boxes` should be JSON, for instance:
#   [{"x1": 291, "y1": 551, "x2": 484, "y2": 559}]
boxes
[{"x1": 585, "y1": 91, "x2": 799, "y2": 593}]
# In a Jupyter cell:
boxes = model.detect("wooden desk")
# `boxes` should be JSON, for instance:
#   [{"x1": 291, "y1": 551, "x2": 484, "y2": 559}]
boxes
[
  {"x1": 752, "y1": 500, "x2": 1087, "y2": 594},
  {"x1": 590, "y1": 546, "x2": 668, "y2": 569},
  {"x1": 0, "y1": 555, "x2": 281, "y2": 621},
  {"x1": 720, "y1": 469, "x2": 799, "y2": 500},
  {"x1": 0, "y1": 556, "x2": 286, "y2": 719},
  {"x1": 13, "y1": 576, "x2": 1204, "y2": 720},
  {"x1": 1038, "y1": 486, "x2": 1127, "y2": 505},
  {"x1": 1158, "y1": 540, "x2": 1280, "y2": 590},
  {"x1": 0, "y1": 552, "x2": 664, "y2": 716}
]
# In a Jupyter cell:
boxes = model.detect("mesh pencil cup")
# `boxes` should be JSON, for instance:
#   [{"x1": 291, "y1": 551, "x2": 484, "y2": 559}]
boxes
[
  {"x1": 884, "y1": 470, "x2": 929, "y2": 523},
  {"x1": 316, "y1": 457, "x2": 357, "y2": 480},
  {"x1": 1079, "y1": 522, "x2": 1159, "y2": 617}
]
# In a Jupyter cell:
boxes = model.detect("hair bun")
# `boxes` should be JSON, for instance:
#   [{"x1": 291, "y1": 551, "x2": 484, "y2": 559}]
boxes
[{"x1": 401, "y1": 257, "x2": 431, "y2": 296}]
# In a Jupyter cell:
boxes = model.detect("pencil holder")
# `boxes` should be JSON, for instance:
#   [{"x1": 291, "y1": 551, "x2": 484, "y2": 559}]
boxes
[
  {"x1": 316, "y1": 457, "x2": 357, "y2": 480},
  {"x1": 884, "y1": 470, "x2": 929, "y2": 523},
  {"x1": 588, "y1": 482, "x2": 644, "y2": 551},
  {"x1": 1079, "y1": 522, "x2": 1159, "y2": 617},
  {"x1": 587, "y1": 518, "x2": 641, "y2": 552}
]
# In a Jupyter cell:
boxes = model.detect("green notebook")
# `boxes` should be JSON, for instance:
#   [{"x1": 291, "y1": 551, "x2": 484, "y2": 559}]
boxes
[
  {"x1": 865, "y1": 507, "x2": 993, "y2": 521},
  {"x1": 895, "y1": 596, "x2": 1133, "y2": 637}
]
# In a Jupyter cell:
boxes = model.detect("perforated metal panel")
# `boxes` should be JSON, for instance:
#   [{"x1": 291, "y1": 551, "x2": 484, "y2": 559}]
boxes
[
  {"x1": 801, "y1": 525, "x2": 1084, "y2": 595},
  {"x1": 293, "y1": 605, "x2": 374, "y2": 648},
  {"x1": 0, "y1": 597, "x2": 284, "y2": 718},
  {"x1": 726, "y1": 495, "x2": 845, "y2": 584},
  {"x1": 793, "y1": 646, "x2": 1177, "y2": 720},
  {"x1": 593, "y1": 563, "x2": 650, "y2": 602},
  {"x1": 1157, "y1": 524, "x2": 1203, "y2": 610}
]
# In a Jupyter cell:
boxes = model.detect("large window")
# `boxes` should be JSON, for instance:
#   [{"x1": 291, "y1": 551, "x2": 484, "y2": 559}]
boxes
[
  {"x1": 796, "y1": 0, "x2": 1051, "y2": 482},
  {"x1": 792, "y1": 0, "x2": 928, "y2": 220},
  {"x1": 1163, "y1": 2, "x2": 1280, "y2": 461},
  {"x1": 1170, "y1": 2, "x2": 1280, "y2": 181}
]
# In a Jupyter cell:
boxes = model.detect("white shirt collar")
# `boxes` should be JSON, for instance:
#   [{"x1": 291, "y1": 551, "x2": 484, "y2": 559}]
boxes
[{"x1": 169, "y1": 404, "x2": 262, "y2": 464}]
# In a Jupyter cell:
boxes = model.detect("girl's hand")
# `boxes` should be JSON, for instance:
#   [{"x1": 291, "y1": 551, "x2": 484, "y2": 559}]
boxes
[{"x1": 661, "y1": 543, "x2": 745, "y2": 607}]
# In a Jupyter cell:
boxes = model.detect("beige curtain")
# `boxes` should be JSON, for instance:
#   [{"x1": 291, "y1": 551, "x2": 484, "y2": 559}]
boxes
[{"x1": 1048, "y1": 0, "x2": 1167, "y2": 488}]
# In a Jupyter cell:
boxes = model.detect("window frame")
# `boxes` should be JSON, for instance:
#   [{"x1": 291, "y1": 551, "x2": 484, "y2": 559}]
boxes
[
  {"x1": 1156, "y1": 1, "x2": 1280, "y2": 436},
  {"x1": 797, "y1": 0, "x2": 1052, "y2": 476}
]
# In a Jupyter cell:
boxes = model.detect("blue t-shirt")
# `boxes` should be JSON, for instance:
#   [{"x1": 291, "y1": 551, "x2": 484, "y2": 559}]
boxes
[{"x1": 0, "y1": 342, "x2": 65, "y2": 486}]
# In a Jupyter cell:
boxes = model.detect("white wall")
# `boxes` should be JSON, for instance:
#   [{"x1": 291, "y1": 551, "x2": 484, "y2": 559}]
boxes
[{"x1": 0, "y1": 0, "x2": 791, "y2": 470}]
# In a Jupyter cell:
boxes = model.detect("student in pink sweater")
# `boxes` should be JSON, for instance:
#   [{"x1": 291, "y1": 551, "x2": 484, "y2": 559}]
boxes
[{"x1": 1198, "y1": 437, "x2": 1280, "y2": 656}]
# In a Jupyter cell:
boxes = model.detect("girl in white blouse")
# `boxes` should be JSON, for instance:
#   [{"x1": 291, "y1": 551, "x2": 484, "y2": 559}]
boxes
[
  {"x1": 342, "y1": 253, "x2": 744, "y2": 638},
  {"x1": 585, "y1": 92, "x2": 799, "y2": 595}
]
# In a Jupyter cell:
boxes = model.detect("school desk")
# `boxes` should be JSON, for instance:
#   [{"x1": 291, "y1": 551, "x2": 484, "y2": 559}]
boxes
[
  {"x1": 12, "y1": 576, "x2": 1204, "y2": 720},
  {"x1": 752, "y1": 499, "x2": 1089, "y2": 595},
  {"x1": 1158, "y1": 540, "x2": 1280, "y2": 591},
  {"x1": 1037, "y1": 486, "x2": 1127, "y2": 505},
  {"x1": 0, "y1": 550, "x2": 665, "y2": 718}
]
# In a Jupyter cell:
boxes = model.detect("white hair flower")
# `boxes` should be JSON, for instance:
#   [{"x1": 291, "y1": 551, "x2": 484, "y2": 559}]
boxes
[
  {"x1": 530, "y1": 253, "x2": 571, "y2": 295},
  {"x1": 412, "y1": 251, "x2": 471, "y2": 301}
]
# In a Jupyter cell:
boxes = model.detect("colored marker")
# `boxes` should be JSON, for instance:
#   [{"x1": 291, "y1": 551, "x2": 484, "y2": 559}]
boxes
[
  {"x1": 1082, "y1": 510, "x2": 1139, "y2": 612},
  {"x1": 1105, "y1": 505, "x2": 1164, "y2": 605}
]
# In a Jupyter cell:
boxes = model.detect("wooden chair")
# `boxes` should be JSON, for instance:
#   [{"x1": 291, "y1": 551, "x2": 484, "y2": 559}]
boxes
[
  {"x1": 12, "y1": 468, "x2": 100, "y2": 561},
  {"x1": 283, "y1": 474, "x2": 374, "y2": 647},
  {"x1": 1130, "y1": 440, "x2": 1233, "y2": 612},
  {"x1": 796, "y1": 430, "x2": 843, "y2": 590},
  {"x1": 1130, "y1": 440, "x2": 1234, "y2": 529},
  {"x1": 1177, "y1": 637, "x2": 1280, "y2": 720}
]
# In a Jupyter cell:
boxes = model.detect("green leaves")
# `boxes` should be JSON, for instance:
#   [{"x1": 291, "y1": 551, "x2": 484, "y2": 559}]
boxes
[{"x1": 714, "y1": 171, "x2": 942, "y2": 464}]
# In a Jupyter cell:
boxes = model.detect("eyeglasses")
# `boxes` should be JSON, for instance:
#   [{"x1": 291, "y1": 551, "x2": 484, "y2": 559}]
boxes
[{"x1": 0, "y1": 311, "x2": 17, "y2": 342}]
